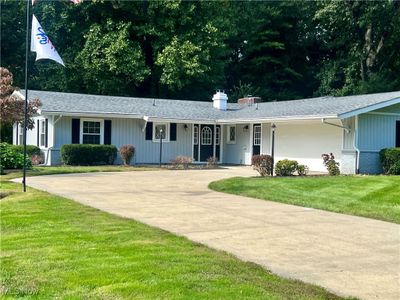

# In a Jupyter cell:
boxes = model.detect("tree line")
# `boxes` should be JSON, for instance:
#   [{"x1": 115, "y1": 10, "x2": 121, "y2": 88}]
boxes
[{"x1": 1, "y1": 0, "x2": 400, "y2": 102}]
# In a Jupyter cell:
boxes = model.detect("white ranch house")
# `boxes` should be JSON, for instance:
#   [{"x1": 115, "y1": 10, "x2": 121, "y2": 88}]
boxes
[{"x1": 14, "y1": 90, "x2": 400, "y2": 174}]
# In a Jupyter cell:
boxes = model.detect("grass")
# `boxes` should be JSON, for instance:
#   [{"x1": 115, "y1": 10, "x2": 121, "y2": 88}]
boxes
[
  {"x1": 0, "y1": 165, "x2": 157, "y2": 181},
  {"x1": 0, "y1": 182, "x2": 344, "y2": 298},
  {"x1": 209, "y1": 175, "x2": 400, "y2": 224}
]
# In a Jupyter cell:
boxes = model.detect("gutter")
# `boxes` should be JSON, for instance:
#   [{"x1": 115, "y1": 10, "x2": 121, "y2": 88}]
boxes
[{"x1": 321, "y1": 118, "x2": 350, "y2": 133}]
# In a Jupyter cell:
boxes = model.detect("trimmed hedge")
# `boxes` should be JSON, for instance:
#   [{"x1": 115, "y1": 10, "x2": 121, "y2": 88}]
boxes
[
  {"x1": 380, "y1": 148, "x2": 400, "y2": 175},
  {"x1": 61, "y1": 144, "x2": 117, "y2": 166},
  {"x1": 275, "y1": 159, "x2": 298, "y2": 176},
  {"x1": 13, "y1": 144, "x2": 41, "y2": 157}
]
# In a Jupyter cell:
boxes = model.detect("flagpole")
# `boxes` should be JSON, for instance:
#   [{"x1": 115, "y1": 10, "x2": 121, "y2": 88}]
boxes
[{"x1": 23, "y1": 0, "x2": 31, "y2": 192}]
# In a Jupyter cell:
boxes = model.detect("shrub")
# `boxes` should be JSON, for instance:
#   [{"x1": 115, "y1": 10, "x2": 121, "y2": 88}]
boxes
[
  {"x1": 251, "y1": 155, "x2": 273, "y2": 176},
  {"x1": 275, "y1": 159, "x2": 298, "y2": 176},
  {"x1": 206, "y1": 156, "x2": 218, "y2": 168},
  {"x1": 119, "y1": 144, "x2": 135, "y2": 165},
  {"x1": 170, "y1": 156, "x2": 193, "y2": 169},
  {"x1": 0, "y1": 143, "x2": 32, "y2": 173},
  {"x1": 296, "y1": 164, "x2": 309, "y2": 176},
  {"x1": 380, "y1": 148, "x2": 400, "y2": 175},
  {"x1": 60, "y1": 144, "x2": 117, "y2": 165},
  {"x1": 12, "y1": 144, "x2": 41, "y2": 157},
  {"x1": 322, "y1": 153, "x2": 340, "y2": 175}
]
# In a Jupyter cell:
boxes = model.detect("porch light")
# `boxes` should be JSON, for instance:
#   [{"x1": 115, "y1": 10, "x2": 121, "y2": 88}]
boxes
[
  {"x1": 183, "y1": 124, "x2": 188, "y2": 131},
  {"x1": 243, "y1": 125, "x2": 249, "y2": 132}
]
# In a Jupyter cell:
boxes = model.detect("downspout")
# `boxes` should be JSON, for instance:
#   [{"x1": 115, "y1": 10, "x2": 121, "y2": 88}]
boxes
[{"x1": 353, "y1": 116, "x2": 360, "y2": 174}]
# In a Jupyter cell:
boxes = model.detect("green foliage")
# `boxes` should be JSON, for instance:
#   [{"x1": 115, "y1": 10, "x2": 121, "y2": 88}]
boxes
[
  {"x1": 60, "y1": 144, "x2": 117, "y2": 166},
  {"x1": 275, "y1": 159, "x2": 298, "y2": 176},
  {"x1": 380, "y1": 148, "x2": 400, "y2": 175},
  {"x1": 12, "y1": 144, "x2": 41, "y2": 157},
  {"x1": 322, "y1": 153, "x2": 340, "y2": 176},
  {"x1": 77, "y1": 21, "x2": 150, "y2": 95},
  {"x1": 296, "y1": 164, "x2": 309, "y2": 176},
  {"x1": 0, "y1": 143, "x2": 32, "y2": 173},
  {"x1": 251, "y1": 155, "x2": 273, "y2": 177},
  {"x1": 1, "y1": 1, "x2": 399, "y2": 101},
  {"x1": 210, "y1": 176, "x2": 400, "y2": 223}
]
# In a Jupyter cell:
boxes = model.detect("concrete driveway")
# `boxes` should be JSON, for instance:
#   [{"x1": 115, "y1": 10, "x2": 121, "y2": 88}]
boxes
[{"x1": 21, "y1": 167, "x2": 399, "y2": 300}]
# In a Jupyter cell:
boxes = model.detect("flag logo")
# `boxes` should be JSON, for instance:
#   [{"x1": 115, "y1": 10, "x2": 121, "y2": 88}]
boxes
[{"x1": 31, "y1": 15, "x2": 65, "y2": 66}]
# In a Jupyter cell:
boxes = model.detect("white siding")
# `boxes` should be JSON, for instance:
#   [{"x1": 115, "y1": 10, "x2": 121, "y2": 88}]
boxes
[{"x1": 273, "y1": 120, "x2": 342, "y2": 172}]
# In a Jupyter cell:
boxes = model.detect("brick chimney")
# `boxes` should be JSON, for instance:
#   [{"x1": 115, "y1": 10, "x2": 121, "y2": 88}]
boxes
[
  {"x1": 212, "y1": 90, "x2": 228, "y2": 110},
  {"x1": 238, "y1": 96, "x2": 261, "y2": 105}
]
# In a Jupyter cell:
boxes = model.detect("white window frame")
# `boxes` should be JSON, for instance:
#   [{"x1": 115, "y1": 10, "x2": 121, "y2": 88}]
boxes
[
  {"x1": 201, "y1": 126, "x2": 212, "y2": 145},
  {"x1": 80, "y1": 118, "x2": 104, "y2": 144},
  {"x1": 40, "y1": 119, "x2": 46, "y2": 147},
  {"x1": 193, "y1": 125, "x2": 199, "y2": 145},
  {"x1": 18, "y1": 124, "x2": 24, "y2": 145},
  {"x1": 253, "y1": 125, "x2": 261, "y2": 146},
  {"x1": 227, "y1": 125, "x2": 236, "y2": 144},
  {"x1": 153, "y1": 122, "x2": 170, "y2": 142}
]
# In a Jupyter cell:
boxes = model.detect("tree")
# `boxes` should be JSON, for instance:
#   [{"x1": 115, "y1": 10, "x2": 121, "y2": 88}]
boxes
[
  {"x1": 0, "y1": 67, "x2": 41, "y2": 134},
  {"x1": 313, "y1": 0, "x2": 400, "y2": 96}
]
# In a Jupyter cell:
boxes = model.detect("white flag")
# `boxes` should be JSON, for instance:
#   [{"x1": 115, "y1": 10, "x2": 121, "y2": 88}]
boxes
[{"x1": 31, "y1": 15, "x2": 65, "y2": 66}]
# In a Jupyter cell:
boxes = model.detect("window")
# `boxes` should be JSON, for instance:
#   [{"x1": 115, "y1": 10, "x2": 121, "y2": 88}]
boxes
[
  {"x1": 227, "y1": 125, "x2": 236, "y2": 144},
  {"x1": 201, "y1": 126, "x2": 212, "y2": 145},
  {"x1": 215, "y1": 127, "x2": 220, "y2": 145},
  {"x1": 18, "y1": 124, "x2": 23, "y2": 145},
  {"x1": 254, "y1": 125, "x2": 261, "y2": 146},
  {"x1": 40, "y1": 119, "x2": 46, "y2": 147},
  {"x1": 193, "y1": 126, "x2": 199, "y2": 145},
  {"x1": 153, "y1": 123, "x2": 169, "y2": 142},
  {"x1": 81, "y1": 119, "x2": 103, "y2": 144}
]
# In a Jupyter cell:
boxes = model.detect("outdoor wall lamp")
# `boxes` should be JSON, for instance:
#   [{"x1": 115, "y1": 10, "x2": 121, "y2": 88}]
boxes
[
  {"x1": 243, "y1": 125, "x2": 249, "y2": 132},
  {"x1": 183, "y1": 124, "x2": 188, "y2": 131}
]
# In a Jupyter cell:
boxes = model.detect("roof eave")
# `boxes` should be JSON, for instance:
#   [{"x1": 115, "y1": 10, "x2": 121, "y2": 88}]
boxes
[{"x1": 338, "y1": 97, "x2": 400, "y2": 119}]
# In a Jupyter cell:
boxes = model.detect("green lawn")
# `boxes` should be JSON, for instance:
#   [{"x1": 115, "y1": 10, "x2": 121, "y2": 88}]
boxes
[
  {"x1": 209, "y1": 175, "x2": 400, "y2": 224},
  {"x1": 0, "y1": 182, "x2": 344, "y2": 299},
  {"x1": 0, "y1": 165, "x2": 157, "y2": 181}
]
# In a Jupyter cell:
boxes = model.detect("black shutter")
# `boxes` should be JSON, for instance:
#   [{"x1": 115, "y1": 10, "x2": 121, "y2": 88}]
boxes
[
  {"x1": 37, "y1": 120, "x2": 40, "y2": 146},
  {"x1": 72, "y1": 118, "x2": 80, "y2": 144},
  {"x1": 45, "y1": 119, "x2": 48, "y2": 147},
  {"x1": 396, "y1": 121, "x2": 400, "y2": 147},
  {"x1": 104, "y1": 120, "x2": 112, "y2": 145},
  {"x1": 170, "y1": 123, "x2": 177, "y2": 141},
  {"x1": 145, "y1": 122, "x2": 153, "y2": 140},
  {"x1": 16, "y1": 123, "x2": 19, "y2": 145}
]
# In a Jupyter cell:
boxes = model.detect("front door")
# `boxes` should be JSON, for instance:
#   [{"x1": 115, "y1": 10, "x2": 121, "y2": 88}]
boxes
[
  {"x1": 193, "y1": 124, "x2": 220, "y2": 162},
  {"x1": 200, "y1": 125, "x2": 214, "y2": 161},
  {"x1": 253, "y1": 124, "x2": 261, "y2": 155}
]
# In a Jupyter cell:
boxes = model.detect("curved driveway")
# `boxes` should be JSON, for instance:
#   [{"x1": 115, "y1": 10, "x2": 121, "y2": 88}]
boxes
[{"x1": 22, "y1": 167, "x2": 399, "y2": 300}]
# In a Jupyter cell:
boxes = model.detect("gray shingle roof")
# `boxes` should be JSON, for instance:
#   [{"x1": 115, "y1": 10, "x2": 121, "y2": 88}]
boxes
[{"x1": 26, "y1": 90, "x2": 400, "y2": 122}]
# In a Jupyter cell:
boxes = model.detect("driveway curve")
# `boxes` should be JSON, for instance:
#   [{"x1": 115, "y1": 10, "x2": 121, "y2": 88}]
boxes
[{"x1": 21, "y1": 167, "x2": 399, "y2": 300}]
